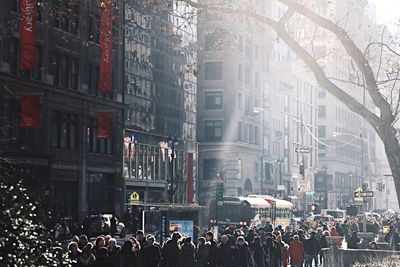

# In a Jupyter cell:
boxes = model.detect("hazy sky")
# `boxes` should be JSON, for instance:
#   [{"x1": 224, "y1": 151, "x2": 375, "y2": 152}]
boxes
[{"x1": 370, "y1": 0, "x2": 400, "y2": 26}]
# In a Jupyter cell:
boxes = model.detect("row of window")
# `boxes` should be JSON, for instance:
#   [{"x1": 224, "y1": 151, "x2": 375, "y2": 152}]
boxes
[{"x1": 50, "y1": 113, "x2": 112, "y2": 154}]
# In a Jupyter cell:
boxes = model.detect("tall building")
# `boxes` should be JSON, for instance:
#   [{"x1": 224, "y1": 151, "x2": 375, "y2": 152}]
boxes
[
  {"x1": 197, "y1": 0, "x2": 274, "y2": 205},
  {"x1": 0, "y1": 0, "x2": 125, "y2": 222},
  {"x1": 123, "y1": 1, "x2": 197, "y2": 206}
]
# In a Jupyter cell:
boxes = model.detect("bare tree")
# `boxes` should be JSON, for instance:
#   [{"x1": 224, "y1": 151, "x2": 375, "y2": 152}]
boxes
[{"x1": 179, "y1": 0, "x2": 400, "y2": 206}]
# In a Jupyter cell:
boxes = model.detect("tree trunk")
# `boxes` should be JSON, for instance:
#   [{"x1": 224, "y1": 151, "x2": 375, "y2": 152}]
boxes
[{"x1": 380, "y1": 127, "x2": 400, "y2": 207}]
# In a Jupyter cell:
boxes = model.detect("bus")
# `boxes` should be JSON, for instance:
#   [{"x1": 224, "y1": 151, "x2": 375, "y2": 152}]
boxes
[
  {"x1": 248, "y1": 195, "x2": 294, "y2": 227},
  {"x1": 209, "y1": 196, "x2": 293, "y2": 228},
  {"x1": 321, "y1": 209, "x2": 346, "y2": 222}
]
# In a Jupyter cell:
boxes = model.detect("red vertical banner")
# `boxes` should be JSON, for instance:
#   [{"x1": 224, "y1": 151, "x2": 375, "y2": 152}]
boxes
[
  {"x1": 19, "y1": 0, "x2": 37, "y2": 71},
  {"x1": 97, "y1": 112, "x2": 114, "y2": 139},
  {"x1": 187, "y1": 153, "x2": 194, "y2": 204},
  {"x1": 98, "y1": 0, "x2": 113, "y2": 93},
  {"x1": 19, "y1": 95, "x2": 40, "y2": 128}
]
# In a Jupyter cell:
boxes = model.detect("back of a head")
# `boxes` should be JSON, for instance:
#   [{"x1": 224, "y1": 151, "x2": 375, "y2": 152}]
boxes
[
  {"x1": 198, "y1": 237, "x2": 206, "y2": 245},
  {"x1": 293, "y1": 235, "x2": 299, "y2": 241}
]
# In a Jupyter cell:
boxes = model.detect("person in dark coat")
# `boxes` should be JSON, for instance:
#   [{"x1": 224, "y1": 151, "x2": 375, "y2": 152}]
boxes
[
  {"x1": 263, "y1": 233, "x2": 280, "y2": 267},
  {"x1": 180, "y1": 237, "x2": 195, "y2": 267},
  {"x1": 78, "y1": 243, "x2": 96, "y2": 267},
  {"x1": 251, "y1": 236, "x2": 265, "y2": 267},
  {"x1": 94, "y1": 247, "x2": 108, "y2": 267},
  {"x1": 319, "y1": 231, "x2": 329, "y2": 266},
  {"x1": 305, "y1": 231, "x2": 321, "y2": 267},
  {"x1": 195, "y1": 237, "x2": 209, "y2": 267},
  {"x1": 162, "y1": 232, "x2": 181, "y2": 267},
  {"x1": 68, "y1": 241, "x2": 81, "y2": 266},
  {"x1": 119, "y1": 240, "x2": 138, "y2": 267},
  {"x1": 205, "y1": 231, "x2": 218, "y2": 267},
  {"x1": 142, "y1": 235, "x2": 162, "y2": 267},
  {"x1": 235, "y1": 236, "x2": 251, "y2": 267},
  {"x1": 110, "y1": 215, "x2": 117, "y2": 237},
  {"x1": 107, "y1": 238, "x2": 120, "y2": 267},
  {"x1": 217, "y1": 235, "x2": 235, "y2": 267},
  {"x1": 347, "y1": 231, "x2": 360, "y2": 249},
  {"x1": 385, "y1": 225, "x2": 400, "y2": 251}
]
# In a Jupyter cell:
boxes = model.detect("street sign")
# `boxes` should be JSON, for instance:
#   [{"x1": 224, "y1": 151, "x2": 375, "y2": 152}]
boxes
[
  {"x1": 130, "y1": 191, "x2": 140, "y2": 204},
  {"x1": 295, "y1": 147, "x2": 310, "y2": 153},
  {"x1": 354, "y1": 187, "x2": 363, "y2": 202},
  {"x1": 354, "y1": 191, "x2": 374, "y2": 198},
  {"x1": 277, "y1": 185, "x2": 285, "y2": 191},
  {"x1": 297, "y1": 180, "x2": 310, "y2": 192}
]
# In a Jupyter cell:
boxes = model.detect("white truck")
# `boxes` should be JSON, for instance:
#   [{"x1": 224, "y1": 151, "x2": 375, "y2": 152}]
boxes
[{"x1": 321, "y1": 209, "x2": 347, "y2": 222}]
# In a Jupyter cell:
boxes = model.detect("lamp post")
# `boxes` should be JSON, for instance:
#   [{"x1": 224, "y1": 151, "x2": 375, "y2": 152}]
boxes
[
  {"x1": 333, "y1": 131, "x2": 368, "y2": 232},
  {"x1": 168, "y1": 137, "x2": 178, "y2": 203}
]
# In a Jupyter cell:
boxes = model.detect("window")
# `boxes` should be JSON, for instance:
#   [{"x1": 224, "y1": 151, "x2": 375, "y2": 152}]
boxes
[
  {"x1": 53, "y1": 52, "x2": 61, "y2": 85},
  {"x1": 87, "y1": 119, "x2": 113, "y2": 154},
  {"x1": 205, "y1": 33, "x2": 222, "y2": 50},
  {"x1": 238, "y1": 63, "x2": 243, "y2": 81},
  {"x1": 238, "y1": 122, "x2": 247, "y2": 142},
  {"x1": 51, "y1": 113, "x2": 78, "y2": 150},
  {"x1": 203, "y1": 159, "x2": 224, "y2": 180},
  {"x1": 255, "y1": 72, "x2": 259, "y2": 88},
  {"x1": 318, "y1": 126, "x2": 326, "y2": 138},
  {"x1": 238, "y1": 35, "x2": 243, "y2": 52},
  {"x1": 318, "y1": 105, "x2": 326, "y2": 118},
  {"x1": 60, "y1": 55, "x2": 70, "y2": 87},
  {"x1": 245, "y1": 39, "x2": 251, "y2": 58},
  {"x1": 70, "y1": 58, "x2": 79, "y2": 89},
  {"x1": 245, "y1": 67, "x2": 250, "y2": 85},
  {"x1": 205, "y1": 92, "x2": 223, "y2": 109},
  {"x1": 205, "y1": 120, "x2": 223, "y2": 140},
  {"x1": 205, "y1": 62, "x2": 223, "y2": 80}
]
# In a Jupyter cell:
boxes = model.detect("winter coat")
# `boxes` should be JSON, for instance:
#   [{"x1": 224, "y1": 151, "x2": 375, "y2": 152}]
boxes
[
  {"x1": 180, "y1": 242, "x2": 195, "y2": 267},
  {"x1": 251, "y1": 241, "x2": 265, "y2": 267},
  {"x1": 234, "y1": 243, "x2": 252, "y2": 267},
  {"x1": 142, "y1": 245, "x2": 162, "y2": 267},
  {"x1": 304, "y1": 236, "x2": 321, "y2": 255},
  {"x1": 217, "y1": 243, "x2": 235, "y2": 267},
  {"x1": 207, "y1": 240, "x2": 218, "y2": 267},
  {"x1": 319, "y1": 236, "x2": 328, "y2": 249},
  {"x1": 347, "y1": 236, "x2": 360, "y2": 249},
  {"x1": 195, "y1": 244, "x2": 210, "y2": 267},
  {"x1": 162, "y1": 240, "x2": 181, "y2": 267},
  {"x1": 385, "y1": 231, "x2": 400, "y2": 250},
  {"x1": 118, "y1": 251, "x2": 138, "y2": 267},
  {"x1": 288, "y1": 240, "x2": 304, "y2": 265},
  {"x1": 78, "y1": 253, "x2": 96, "y2": 267}
]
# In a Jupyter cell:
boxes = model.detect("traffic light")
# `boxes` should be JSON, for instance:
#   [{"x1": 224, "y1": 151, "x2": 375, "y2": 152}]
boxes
[
  {"x1": 216, "y1": 183, "x2": 224, "y2": 202},
  {"x1": 299, "y1": 160, "x2": 305, "y2": 177}
]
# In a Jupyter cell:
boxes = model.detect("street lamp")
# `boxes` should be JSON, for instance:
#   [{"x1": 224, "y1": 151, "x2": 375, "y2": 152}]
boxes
[{"x1": 167, "y1": 136, "x2": 179, "y2": 203}]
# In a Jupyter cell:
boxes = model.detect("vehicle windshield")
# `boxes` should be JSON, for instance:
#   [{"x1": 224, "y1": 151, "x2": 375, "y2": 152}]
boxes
[{"x1": 325, "y1": 210, "x2": 344, "y2": 219}]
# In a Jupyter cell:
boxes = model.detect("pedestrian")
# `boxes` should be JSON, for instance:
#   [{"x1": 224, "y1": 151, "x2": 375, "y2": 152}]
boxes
[
  {"x1": 68, "y1": 241, "x2": 81, "y2": 266},
  {"x1": 217, "y1": 235, "x2": 235, "y2": 267},
  {"x1": 107, "y1": 238, "x2": 120, "y2": 267},
  {"x1": 93, "y1": 236, "x2": 105, "y2": 257},
  {"x1": 329, "y1": 227, "x2": 339, "y2": 237},
  {"x1": 305, "y1": 231, "x2": 320, "y2": 267},
  {"x1": 136, "y1": 230, "x2": 147, "y2": 248},
  {"x1": 288, "y1": 235, "x2": 304, "y2": 267},
  {"x1": 142, "y1": 235, "x2": 162, "y2": 267},
  {"x1": 119, "y1": 240, "x2": 139, "y2": 267},
  {"x1": 235, "y1": 236, "x2": 251, "y2": 267},
  {"x1": 319, "y1": 231, "x2": 329, "y2": 265},
  {"x1": 195, "y1": 237, "x2": 209, "y2": 267},
  {"x1": 205, "y1": 231, "x2": 218, "y2": 267},
  {"x1": 162, "y1": 232, "x2": 181, "y2": 267},
  {"x1": 110, "y1": 215, "x2": 117, "y2": 237},
  {"x1": 347, "y1": 231, "x2": 360, "y2": 249},
  {"x1": 94, "y1": 247, "x2": 108, "y2": 267},
  {"x1": 384, "y1": 225, "x2": 400, "y2": 251},
  {"x1": 78, "y1": 243, "x2": 96, "y2": 267},
  {"x1": 78, "y1": 235, "x2": 89, "y2": 251},
  {"x1": 251, "y1": 236, "x2": 265, "y2": 267},
  {"x1": 180, "y1": 237, "x2": 196, "y2": 267},
  {"x1": 276, "y1": 235, "x2": 289, "y2": 267}
]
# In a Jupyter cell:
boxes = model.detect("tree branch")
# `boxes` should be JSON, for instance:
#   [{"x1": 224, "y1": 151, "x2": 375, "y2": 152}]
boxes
[{"x1": 279, "y1": 0, "x2": 394, "y2": 124}]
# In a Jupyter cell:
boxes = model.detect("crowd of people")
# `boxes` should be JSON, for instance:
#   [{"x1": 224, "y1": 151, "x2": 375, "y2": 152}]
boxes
[
  {"x1": 60, "y1": 223, "x2": 329, "y2": 267},
  {"x1": 51, "y1": 212, "x2": 400, "y2": 267}
]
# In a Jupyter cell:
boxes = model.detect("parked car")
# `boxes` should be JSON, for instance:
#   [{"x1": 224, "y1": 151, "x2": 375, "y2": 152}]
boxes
[{"x1": 81, "y1": 214, "x2": 126, "y2": 238}]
